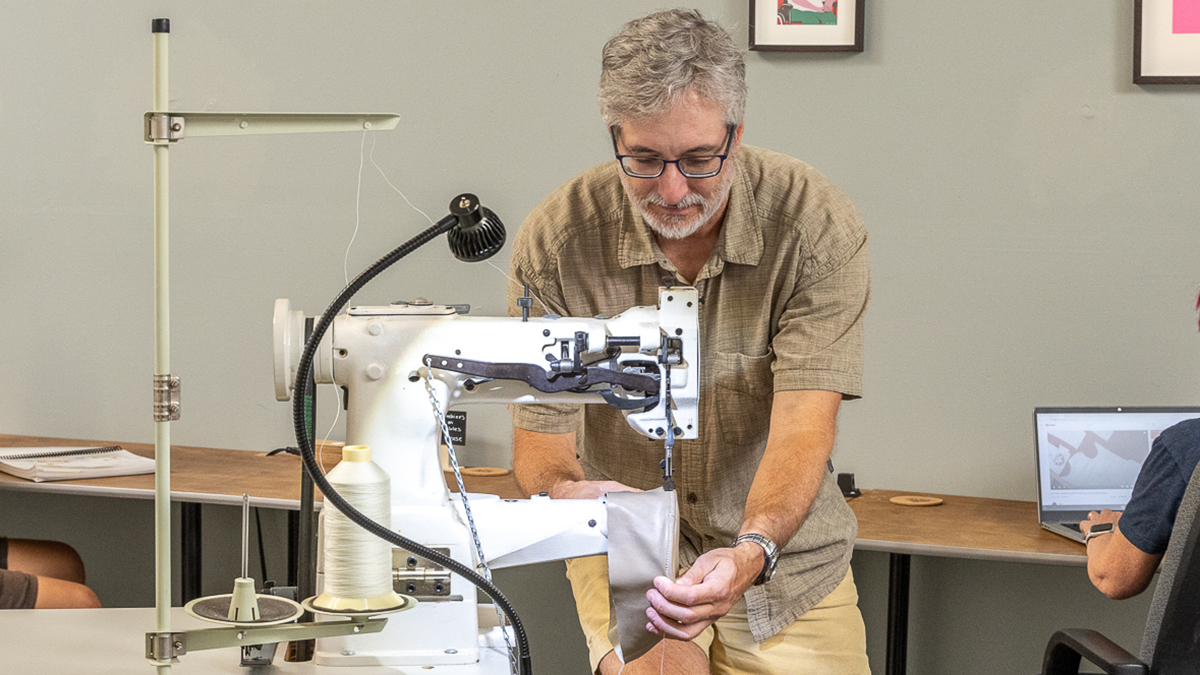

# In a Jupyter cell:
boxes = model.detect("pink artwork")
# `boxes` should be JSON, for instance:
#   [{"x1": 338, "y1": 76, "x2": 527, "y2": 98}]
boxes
[{"x1": 1175, "y1": 0, "x2": 1200, "y2": 34}]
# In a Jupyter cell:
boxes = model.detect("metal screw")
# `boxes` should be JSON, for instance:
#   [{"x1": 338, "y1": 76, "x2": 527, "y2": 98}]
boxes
[
  {"x1": 171, "y1": 123, "x2": 181, "y2": 132},
  {"x1": 655, "y1": 428, "x2": 664, "y2": 436},
  {"x1": 675, "y1": 328, "x2": 683, "y2": 335},
  {"x1": 174, "y1": 641, "x2": 183, "y2": 650},
  {"x1": 353, "y1": 625, "x2": 361, "y2": 633},
  {"x1": 543, "y1": 329, "x2": 550, "y2": 337},
  {"x1": 445, "y1": 649, "x2": 458, "y2": 655},
  {"x1": 588, "y1": 519, "x2": 597, "y2": 528},
  {"x1": 236, "y1": 632, "x2": 245, "y2": 640},
  {"x1": 407, "y1": 556, "x2": 418, "y2": 568},
  {"x1": 342, "y1": 649, "x2": 355, "y2": 656},
  {"x1": 363, "y1": 121, "x2": 372, "y2": 129},
  {"x1": 239, "y1": 121, "x2": 248, "y2": 129}
]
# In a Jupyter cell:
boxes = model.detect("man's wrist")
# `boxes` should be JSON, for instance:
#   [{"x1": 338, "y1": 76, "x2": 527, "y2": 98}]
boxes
[{"x1": 730, "y1": 533, "x2": 778, "y2": 585}]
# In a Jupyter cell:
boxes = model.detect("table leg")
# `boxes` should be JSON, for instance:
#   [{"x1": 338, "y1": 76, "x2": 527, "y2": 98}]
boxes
[
  {"x1": 180, "y1": 502, "x2": 202, "y2": 602},
  {"x1": 287, "y1": 510, "x2": 298, "y2": 586},
  {"x1": 886, "y1": 552, "x2": 911, "y2": 675}
]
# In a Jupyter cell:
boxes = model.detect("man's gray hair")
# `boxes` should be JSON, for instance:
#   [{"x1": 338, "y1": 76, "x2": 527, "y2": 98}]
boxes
[{"x1": 599, "y1": 9, "x2": 747, "y2": 128}]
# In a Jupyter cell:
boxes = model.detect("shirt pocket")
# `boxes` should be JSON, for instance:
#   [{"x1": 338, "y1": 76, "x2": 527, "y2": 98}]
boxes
[{"x1": 712, "y1": 351, "x2": 774, "y2": 447}]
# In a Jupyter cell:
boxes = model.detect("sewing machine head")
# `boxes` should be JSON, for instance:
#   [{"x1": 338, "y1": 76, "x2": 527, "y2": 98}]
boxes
[{"x1": 273, "y1": 287, "x2": 699, "y2": 488}]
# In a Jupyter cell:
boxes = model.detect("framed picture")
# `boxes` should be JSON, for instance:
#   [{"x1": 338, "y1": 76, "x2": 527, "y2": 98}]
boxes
[
  {"x1": 1135, "y1": 0, "x2": 1200, "y2": 83},
  {"x1": 749, "y1": 0, "x2": 865, "y2": 52}
]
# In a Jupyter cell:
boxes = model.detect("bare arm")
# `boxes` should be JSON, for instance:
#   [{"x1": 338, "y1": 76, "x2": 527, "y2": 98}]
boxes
[
  {"x1": 512, "y1": 427, "x2": 637, "y2": 499},
  {"x1": 647, "y1": 389, "x2": 842, "y2": 640},
  {"x1": 1081, "y1": 511, "x2": 1162, "y2": 600}
]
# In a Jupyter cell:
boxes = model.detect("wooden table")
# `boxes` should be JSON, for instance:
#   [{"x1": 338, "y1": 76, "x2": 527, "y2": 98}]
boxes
[
  {"x1": 847, "y1": 489, "x2": 1086, "y2": 675},
  {"x1": 2, "y1": 436, "x2": 1086, "y2": 675},
  {"x1": 0, "y1": 434, "x2": 524, "y2": 602}
]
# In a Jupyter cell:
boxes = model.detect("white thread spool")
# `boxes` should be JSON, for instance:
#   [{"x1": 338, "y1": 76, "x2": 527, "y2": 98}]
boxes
[{"x1": 311, "y1": 445, "x2": 405, "y2": 613}]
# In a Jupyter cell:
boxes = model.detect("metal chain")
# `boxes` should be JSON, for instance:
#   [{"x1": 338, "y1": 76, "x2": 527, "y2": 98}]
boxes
[{"x1": 423, "y1": 368, "x2": 517, "y2": 675}]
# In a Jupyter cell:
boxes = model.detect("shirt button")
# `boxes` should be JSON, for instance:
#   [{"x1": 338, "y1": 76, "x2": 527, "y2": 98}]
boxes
[{"x1": 687, "y1": 492, "x2": 698, "y2": 504}]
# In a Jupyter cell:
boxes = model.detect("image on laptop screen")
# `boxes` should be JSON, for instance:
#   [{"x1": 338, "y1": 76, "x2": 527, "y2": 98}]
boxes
[{"x1": 1035, "y1": 407, "x2": 1200, "y2": 516}]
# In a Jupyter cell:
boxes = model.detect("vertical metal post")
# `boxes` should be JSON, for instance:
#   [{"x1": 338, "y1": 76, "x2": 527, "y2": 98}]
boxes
[
  {"x1": 151, "y1": 17, "x2": 173, "y2": 674},
  {"x1": 886, "y1": 552, "x2": 911, "y2": 675}
]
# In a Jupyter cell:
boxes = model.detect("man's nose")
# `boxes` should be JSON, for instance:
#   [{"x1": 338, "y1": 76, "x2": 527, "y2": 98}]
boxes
[{"x1": 656, "y1": 163, "x2": 689, "y2": 204}]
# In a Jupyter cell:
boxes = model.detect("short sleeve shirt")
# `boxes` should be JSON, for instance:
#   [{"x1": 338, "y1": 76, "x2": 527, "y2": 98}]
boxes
[
  {"x1": 507, "y1": 145, "x2": 870, "y2": 641},
  {"x1": 1121, "y1": 418, "x2": 1200, "y2": 555}
]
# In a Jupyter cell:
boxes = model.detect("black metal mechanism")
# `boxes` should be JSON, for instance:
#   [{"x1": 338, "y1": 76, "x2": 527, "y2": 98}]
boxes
[
  {"x1": 423, "y1": 355, "x2": 660, "y2": 397},
  {"x1": 291, "y1": 194, "x2": 533, "y2": 675}
]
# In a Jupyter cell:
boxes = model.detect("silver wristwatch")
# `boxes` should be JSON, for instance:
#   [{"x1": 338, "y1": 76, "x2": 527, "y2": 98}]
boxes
[{"x1": 731, "y1": 533, "x2": 779, "y2": 585}]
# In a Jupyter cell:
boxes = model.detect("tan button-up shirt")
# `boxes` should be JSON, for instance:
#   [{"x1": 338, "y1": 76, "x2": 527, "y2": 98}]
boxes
[{"x1": 507, "y1": 145, "x2": 870, "y2": 641}]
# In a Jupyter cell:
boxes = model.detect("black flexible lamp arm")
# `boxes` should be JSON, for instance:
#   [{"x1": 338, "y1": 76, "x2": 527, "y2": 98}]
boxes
[{"x1": 290, "y1": 194, "x2": 530, "y2": 675}]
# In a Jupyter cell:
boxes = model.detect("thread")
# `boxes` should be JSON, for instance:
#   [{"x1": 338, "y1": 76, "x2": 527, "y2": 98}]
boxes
[
  {"x1": 343, "y1": 131, "x2": 368, "y2": 287},
  {"x1": 313, "y1": 446, "x2": 402, "y2": 610}
]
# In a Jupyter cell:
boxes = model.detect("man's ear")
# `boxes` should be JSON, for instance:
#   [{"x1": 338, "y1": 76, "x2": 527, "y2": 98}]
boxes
[{"x1": 733, "y1": 123, "x2": 745, "y2": 150}]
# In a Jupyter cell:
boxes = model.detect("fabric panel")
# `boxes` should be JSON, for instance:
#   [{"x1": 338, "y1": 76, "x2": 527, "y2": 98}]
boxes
[{"x1": 605, "y1": 488, "x2": 680, "y2": 663}]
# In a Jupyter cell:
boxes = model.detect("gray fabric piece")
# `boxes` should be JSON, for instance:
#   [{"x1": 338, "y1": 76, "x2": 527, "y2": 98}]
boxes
[
  {"x1": 606, "y1": 488, "x2": 680, "y2": 664},
  {"x1": 1140, "y1": 461, "x2": 1200, "y2": 661}
]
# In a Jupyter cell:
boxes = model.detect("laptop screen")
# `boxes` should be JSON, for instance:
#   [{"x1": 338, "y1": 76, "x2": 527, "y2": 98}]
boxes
[{"x1": 1034, "y1": 407, "x2": 1200, "y2": 518}]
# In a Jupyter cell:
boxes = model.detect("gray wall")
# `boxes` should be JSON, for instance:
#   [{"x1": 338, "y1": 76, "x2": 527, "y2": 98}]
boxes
[{"x1": 1, "y1": 2, "x2": 1194, "y2": 673}]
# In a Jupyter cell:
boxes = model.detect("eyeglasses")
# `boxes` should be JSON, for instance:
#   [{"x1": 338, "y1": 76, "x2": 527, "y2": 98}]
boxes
[{"x1": 610, "y1": 124, "x2": 736, "y2": 179}]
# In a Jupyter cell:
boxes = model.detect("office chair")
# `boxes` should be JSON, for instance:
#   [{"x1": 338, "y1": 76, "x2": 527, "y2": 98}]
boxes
[{"x1": 1041, "y1": 461, "x2": 1200, "y2": 674}]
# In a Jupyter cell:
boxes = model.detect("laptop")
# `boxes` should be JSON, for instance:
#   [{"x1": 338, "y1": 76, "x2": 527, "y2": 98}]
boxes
[{"x1": 1034, "y1": 406, "x2": 1200, "y2": 543}]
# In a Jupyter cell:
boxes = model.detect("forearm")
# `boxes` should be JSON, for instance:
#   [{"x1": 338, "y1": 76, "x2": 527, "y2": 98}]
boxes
[
  {"x1": 512, "y1": 427, "x2": 582, "y2": 497},
  {"x1": 739, "y1": 390, "x2": 841, "y2": 546}
]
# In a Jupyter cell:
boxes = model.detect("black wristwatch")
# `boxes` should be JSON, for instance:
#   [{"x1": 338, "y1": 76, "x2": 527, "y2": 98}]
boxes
[
  {"x1": 1084, "y1": 521, "x2": 1115, "y2": 544},
  {"x1": 731, "y1": 533, "x2": 779, "y2": 585}
]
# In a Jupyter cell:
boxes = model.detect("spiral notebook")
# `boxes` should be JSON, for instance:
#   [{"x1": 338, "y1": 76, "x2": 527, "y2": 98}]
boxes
[{"x1": 0, "y1": 446, "x2": 156, "y2": 483}]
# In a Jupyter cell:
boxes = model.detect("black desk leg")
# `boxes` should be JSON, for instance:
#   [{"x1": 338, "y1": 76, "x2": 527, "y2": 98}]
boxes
[
  {"x1": 180, "y1": 502, "x2": 203, "y2": 603},
  {"x1": 886, "y1": 552, "x2": 911, "y2": 675},
  {"x1": 287, "y1": 510, "x2": 299, "y2": 587}
]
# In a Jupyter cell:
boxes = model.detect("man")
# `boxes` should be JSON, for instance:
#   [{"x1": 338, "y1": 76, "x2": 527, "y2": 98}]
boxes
[
  {"x1": 1080, "y1": 293, "x2": 1200, "y2": 600},
  {"x1": 0, "y1": 537, "x2": 101, "y2": 609},
  {"x1": 508, "y1": 9, "x2": 870, "y2": 675}
]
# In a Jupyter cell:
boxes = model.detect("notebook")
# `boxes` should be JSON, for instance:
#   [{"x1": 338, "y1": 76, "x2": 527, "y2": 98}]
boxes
[
  {"x1": 0, "y1": 446, "x2": 156, "y2": 483},
  {"x1": 1034, "y1": 407, "x2": 1200, "y2": 542}
]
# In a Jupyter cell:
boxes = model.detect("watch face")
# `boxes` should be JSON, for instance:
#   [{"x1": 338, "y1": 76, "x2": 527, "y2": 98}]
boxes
[{"x1": 1091, "y1": 522, "x2": 1114, "y2": 533}]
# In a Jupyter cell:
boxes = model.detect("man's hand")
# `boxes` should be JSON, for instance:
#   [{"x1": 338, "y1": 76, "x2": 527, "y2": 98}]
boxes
[
  {"x1": 643, "y1": 543, "x2": 762, "y2": 640},
  {"x1": 550, "y1": 480, "x2": 640, "y2": 500}
]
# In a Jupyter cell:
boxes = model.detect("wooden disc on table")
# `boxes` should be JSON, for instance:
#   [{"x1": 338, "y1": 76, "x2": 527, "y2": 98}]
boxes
[
  {"x1": 890, "y1": 495, "x2": 944, "y2": 507},
  {"x1": 460, "y1": 467, "x2": 512, "y2": 478}
]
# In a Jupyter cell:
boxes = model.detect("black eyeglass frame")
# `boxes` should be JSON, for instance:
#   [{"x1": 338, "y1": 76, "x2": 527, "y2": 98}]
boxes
[{"x1": 610, "y1": 124, "x2": 736, "y2": 179}]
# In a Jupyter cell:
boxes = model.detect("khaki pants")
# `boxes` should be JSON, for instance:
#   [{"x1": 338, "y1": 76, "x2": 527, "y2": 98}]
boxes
[{"x1": 564, "y1": 555, "x2": 870, "y2": 675}]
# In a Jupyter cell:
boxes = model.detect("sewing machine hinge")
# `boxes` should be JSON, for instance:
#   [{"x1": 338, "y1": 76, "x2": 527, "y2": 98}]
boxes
[
  {"x1": 393, "y1": 547, "x2": 456, "y2": 601},
  {"x1": 153, "y1": 374, "x2": 181, "y2": 421},
  {"x1": 147, "y1": 114, "x2": 186, "y2": 142},
  {"x1": 146, "y1": 631, "x2": 187, "y2": 660}
]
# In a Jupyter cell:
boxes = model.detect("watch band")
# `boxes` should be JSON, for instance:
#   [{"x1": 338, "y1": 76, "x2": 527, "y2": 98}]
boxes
[{"x1": 731, "y1": 533, "x2": 778, "y2": 585}]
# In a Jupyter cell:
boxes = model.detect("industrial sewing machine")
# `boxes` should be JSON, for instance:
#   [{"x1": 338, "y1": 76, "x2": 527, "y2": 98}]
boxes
[{"x1": 271, "y1": 200, "x2": 699, "y2": 669}]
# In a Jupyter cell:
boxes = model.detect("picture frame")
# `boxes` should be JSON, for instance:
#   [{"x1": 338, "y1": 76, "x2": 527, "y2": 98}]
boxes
[
  {"x1": 1135, "y1": 0, "x2": 1200, "y2": 84},
  {"x1": 749, "y1": 0, "x2": 865, "y2": 52}
]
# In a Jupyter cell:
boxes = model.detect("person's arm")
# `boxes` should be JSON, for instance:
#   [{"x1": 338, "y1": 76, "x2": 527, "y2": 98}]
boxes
[
  {"x1": 512, "y1": 427, "x2": 638, "y2": 499},
  {"x1": 1080, "y1": 510, "x2": 1162, "y2": 600},
  {"x1": 645, "y1": 389, "x2": 841, "y2": 640}
]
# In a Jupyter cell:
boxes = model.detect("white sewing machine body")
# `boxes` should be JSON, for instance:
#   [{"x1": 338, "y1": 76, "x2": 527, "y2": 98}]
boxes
[{"x1": 274, "y1": 287, "x2": 698, "y2": 668}]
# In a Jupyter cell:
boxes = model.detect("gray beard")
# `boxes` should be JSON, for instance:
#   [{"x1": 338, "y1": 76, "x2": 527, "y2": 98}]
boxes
[{"x1": 622, "y1": 164, "x2": 737, "y2": 240}]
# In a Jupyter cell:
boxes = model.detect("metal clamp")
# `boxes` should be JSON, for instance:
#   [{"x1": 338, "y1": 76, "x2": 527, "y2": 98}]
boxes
[
  {"x1": 393, "y1": 548, "x2": 455, "y2": 600},
  {"x1": 153, "y1": 374, "x2": 181, "y2": 421},
  {"x1": 146, "y1": 631, "x2": 187, "y2": 660},
  {"x1": 147, "y1": 114, "x2": 186, "y2": 142}
]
